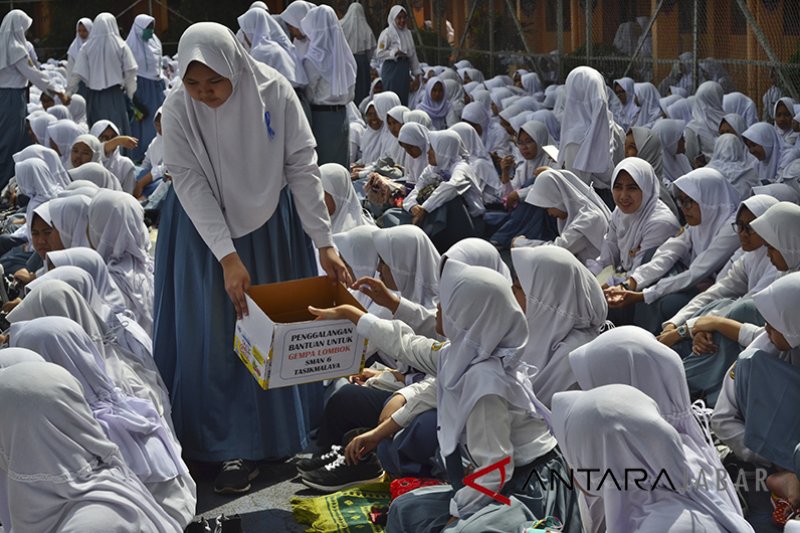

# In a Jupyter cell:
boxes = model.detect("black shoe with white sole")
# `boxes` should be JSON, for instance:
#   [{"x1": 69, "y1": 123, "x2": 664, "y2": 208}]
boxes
[
  {"x1": 300, "y1": 453, "x2": 383, "y2": 493},
  {"x1": 295, "y1": 444, "x2": 344, "y2": 473},
  {"x1": 213, "y1": 459, "x2": 260, "y2": 494}
]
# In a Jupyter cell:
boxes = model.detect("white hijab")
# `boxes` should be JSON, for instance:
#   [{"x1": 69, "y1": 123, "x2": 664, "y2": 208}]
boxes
[
  {"x1": 672, "y1": 169, "x2": 740, "y2": 257},
  {"x1": 27, "y1": 266, "x2": 110, "y2": 321},
  {"x1": 686, "y1": 81, "x2": 726, "y2": 157},
  {"x1": 47, "y1": 247, "x2": 129, "y2": 316},
  {"x1": 722, "y1": 92, "x2": 758, "y2": 127},
  {"x1": 428, "y1": 130, "x2": 468, "y2": 178},
  {"x1": 511, "y1": 246, "x2": 606, "y2": 406},
  {"x1": 530, "y1": 109, "x2": 561, "y2": 146},
  {"x1": 47, "y1": 105, "x2": 73, "y2": 121},
  {"x1": 12, "y1": 145, "x2": 71, "y2": 190},
  {"x1": 68, "y1": 94, "x2": 88, "y2": 125},
  {"x1": 569, "y1": 326, "x2": 744, "y2": 517},
  {"x1": 441, "y1": 238, "x2": 511, "y2": 283},
  {"x1": 372, "y1": 225, "x2": 440, "y2": 308},
  {"x1": 633, "y1": 82, "x2": 662, "y2": 128},
  {"x1": 68, "y1": 134, "x2": 104, "y2": 168},
  {"x1": 29, "y1": 113, "x2": 57, "y2": 145},
  {"x1": 67, "y1": 17, "x2": 93, "y2": 63},
  {"x1": 45, "y1": 119, "x2": 83, "y2": 164},
  {"x1": 0, "y1": 10, "x2": 31, "y2": 71},
  {"x1": 333, "y1": 225, "x2": 379, "y2": 281},
  {"x1": 752, "y1": 272, "x2": 800, "y2": 364},
  {"x1": 707, "y1": 133, "x2": 760, "y2": 199},
  {"x1": 14, "y1": 158, "x2": 63, "y2": 232},
  {"x1": 47, "y1": 195, "x2": 92, "y2": 248},
  {"x1": 384, "y1": 5, "x2": 415, "y2": 57},
  {"x1": 68, "y1": 160, "x2": 122, "y2": 190},
  {"x1": 552, "y1": 385, "x2": 754, "y2": 533},
  {"x1": 525, "y1": 168, "x2": 612, "y2": 255},
  {"x1": 360, "y1": 91, "x2": 401, "y2": 164},
  {"x1": 125, "y1": 14, "x2": 161, "y2": 80},
  {"x1": 742, "y1": 122, "x2": 796, "y2": 183},
  {"x1": 559, "y1": 67, "x2": 615, "y2": 175},
  {"x1": 320, "y1": 163, "x2": 374, "y2": 234},
  {"x1": 301, "y1": 5, "x2": 356, "y2": 98},
  {"x1": 340, "y1": 2, "x2": 376, "y2": 54},
  {"x1": 437, "y1": 261, "x2": 548, "y2": 455},
  {"x1": 611, "y1": 78, "x2": 638, "y2": 129},
  {"x1": 87, "y1": 191, "x2": 153, "y2": 334},
  {"x1": 0, "y1": 348, "x2": 44, "y2": 368},
  {"x1": 652, "y1": 118, "x2": 693, "y2": 183},
  {"x1": 73, "y1": 13, "x2": 138, "y2": 91},
  {"x1": 397, "y1": 121, "x2": 429, "y2": 182},
  {"x1": 0, "y1": 362, "x2": 181, "y2": 533},
  {"x1": 610, "y1": 158, "x2": 680, "y2": 271},
  {"x1": 162, "y1": 22, "x2": 319, "y2": 242},
  {"x1": 750, "y1": 201, "x2": 800, "y2": 271}
]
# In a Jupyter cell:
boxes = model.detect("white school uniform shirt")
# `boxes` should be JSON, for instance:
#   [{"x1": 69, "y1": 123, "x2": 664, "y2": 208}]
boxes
[
  {"x1": 373, "y1": 6, "x2": 422, "y2": 76},
  {"x1": 0, "y1": 11, "x2": 59, "y2": 92},
  {"x1": 300, "y1": 5, "x2": 356, "y2": 106},
  {"x1": 70, "y1": 13, "x2": 138, "y2": 97}
]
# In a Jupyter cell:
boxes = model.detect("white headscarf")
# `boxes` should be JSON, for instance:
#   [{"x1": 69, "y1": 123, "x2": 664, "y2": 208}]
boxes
[
  {"x1": 441, "y1": 238, "x2": 511, "y2": 283},
  {"x1": 281, "y1": 1, "x2": 314, "y2": 30},
  {"x1": 750, "y1": 201, "x2": 800, "y2": 271},
  {"x1": 46, "y1": 195, "x2": 92, "y2": 248},
  {"x1": 428, "y1": 130, "x2": 468, "y2": 178},
  {"x1": 372, "y1": 225, "x2": 440, "y2": 308},
  {"x1": 14, "y1": 158, "x2": 63, "y2": 231},
  {"x1": 384, "y1": 5, "x2": 416, "y2": 57},
  {"x1": 437, "y1": 261, "x2": 548, "y2": 455},
  {"x1": 551, "y1": 385, "x2": 754, "y2": 533},
  {"x1": 742, "y1": 122, "x2": 797, "y2": 183},
  {"x1": 87, "y1": 191, "x2": 153, "y2": 334},
  {"x1": 530, "y1": 109, "x2": 561, "y2": 146},
  {"x1": 320, "y1": 163, "x2": 373, "y2": 234},
  {"x1": 720, "y1": 112, "x2": 747, "y2": 137},
  {"x1": 73, "y1": 13, "x2": 138, "y2": 91},
  {"x1": 162, "y1": 22, "x2": 323, "y2": 244},
  {"x1": 707, "y1": 133, "x2": 760, "y2": 199},
  {"x1": 13, "y1": 145, "x2": 71, "y2": 188},
  {"x1": 28, "y1": 113, "x2": 57, "y2": 145},
  {"x1": 0, "y1": 10, "x2": 31, "y2": 71},
  {"x1": 68, "y1": 134, "x2": 104, "y2": 167},
  {"x1": 67, "y1": 17, "x2": 93, "y2": 64},
  {"x1": 633, "y1": 82, "x2": 662, "y2": 128},
  {"x1": 511, "y1": 246, "x2": 606, "y2": 406},
  {"x1": 686, "y1": 81, "x2": 726, "y2": 158},
  {"x1": 629, "y1": 126, "x2": 664, "y2": 179},
  {"x1": 461, "y1": 101, "x2": 491, "y2": 142},
  {"x1": 11, "y1": 316, "x2": 186, "y2": 485},
  {"x1": 340, "y1": 2, "x2": 376, "y2": 54},
  {"x1": 0, "y1": 348, "x2": 44, "y2": 368},
  {"x1": 404, "y1": 109, "x2": 432, "y2": 128},
  {"x1": 45, "y1": 119, "x2": 83, "y2": 163},
  {"x1": 722, "y1": 92, "x2": 758, "y2": 127},
  {"x1": 27, "y1": 265, "x2": 110, "y2": 320},
  {"x1": 612, "y1": 77, "x2": 638, "y2": 131},
  {"x1": 0, "y1": 362, "x2": 182, "y2": 532},
  {"x1": 47, "y1": 105, "x2": 72, "y2": 121},
  {"x1": 333, "y1": 225, "x2": 379, "y2": 281},
  {"x1": 666, "y1": 98, "x2": 694, "y2": 125},
  {"x1": 301, "y1": 5, "x2": 357, "y2": 98},
  {"x1": 525, "y1": 168, "x2": 612, "y2": 255},
  {"x1": 752, "y1": 272, "x2": 800, "y2": 364},
  {"x1": 773, "y1": 96, "x2": 797, "y2": 143},
  {"x1": 559, "y1": 67, "x2": 615, "y2": 175},
  {"x1": 652, "y1": 118, "x2": 693, "y2": 183},
  {"x1": 448, "y1": 121, "x2": 488, "y2": 160},
  {"x1": 610, "y1": 158, "x2": 680, "y2": 271},
  {"x1": 47, "y1": 247, "x2": 129, "y2": 314},
  {"x1": 673, "y1": 168, "x2": 740, "y2": 257},
  {"x1": 239, "y1": 8, "x2": 303, "y2": 85},
  {"x1": 398, "y1": 121, "x2": 429, "y2": 181},
  {"x1": 125, "y1": 14, "x2": 161, "y2": 80},
  {"x1": 360, "y1": 91, "x2": 401, "y2": 163},
  {"x1": 385, "y1": 104, "x2": 410, "y2": 162},
  {"x1": 67, "y1": 93, "x2": 88, "y2": 125},
  {"x1": 569, "y1": 326, "x2": 744, "y2": 517},
  {"x1": 68, "y1": 160, "x2": 122, "y2": 190}
]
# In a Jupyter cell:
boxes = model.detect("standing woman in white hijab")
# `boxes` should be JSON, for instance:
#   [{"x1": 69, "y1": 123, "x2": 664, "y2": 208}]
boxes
[
  {"x1": 125, "y1": 14, "x2": 165, "y2": 162},
  {"x1": 157, "y1": 22, "x2": 348, "y2": 494},
  {"x1": 238, "y1": 8, "x2": 305, "y2": 89},
  {"x1": 340, "y1": 2, "x2": 376, "y2": 105},
  {"x1": 300, "y1": 5, "x2": 357, "y2": 167},
  {"x1": 559, "y1": 67, "x2": 625, "y2": 206},
  {"x1": 0, "y1": 10, "x2": 67, "y2": 189},
  {"x1": 66, "y1": 17, "x2": 92, "y2": 98},
  {"x1": 0, "y1": 362, "x2": 183, "y2": 532},
  {"x1": 374, "y1": 6, "x2": 421, "y2": 106},
  {"x1": 552, "y1": 385, "x2": 754, "y2": 533},
  {"x1": 68, "y1": 13, "x2": 138, "y2": 137}
]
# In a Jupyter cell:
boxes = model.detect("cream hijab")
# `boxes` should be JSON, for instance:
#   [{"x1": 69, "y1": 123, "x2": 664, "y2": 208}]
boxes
[{"x1": 511, "y1": 246, "x2": 607, "y2": 406}]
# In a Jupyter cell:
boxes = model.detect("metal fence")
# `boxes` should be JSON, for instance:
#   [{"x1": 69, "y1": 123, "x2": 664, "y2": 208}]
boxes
[{"x1": 403, "y1": 0, "x2": 800, "y2": 117}]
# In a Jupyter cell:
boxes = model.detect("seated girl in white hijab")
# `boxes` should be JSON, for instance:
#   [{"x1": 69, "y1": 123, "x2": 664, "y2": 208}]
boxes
[
  {"x1": 68, "y1": 133, "x2": 103, "y2": 170},
  {"x1": 511, "y1": 246, "x2": 607, "y2": 407},
  {"x1": 356, "y1": 91, "x2": 401, "y2": 166},
  {"x1": 589, "y1": 158, "x2": 680, "y2": 287},
  {"x1": 403, "y1": 130, "x2": 485, "y2": 251},
  {"x1": 606, "y1": 169, "x2": 741, "y2": 334},
  {"x1": 461, "y1": 101, "x2": 512, "y2": 160},
  {"x1": 707, "y1": 133, "x2": 760, "y2": 199},
  {"x1": 712, "y1": 272, "x2": 800, "y2": 528},
  {"x1": 448, "y1": 122, "x2": 502, "y2": 207},
  {"x1": 652, "y1": 118, "x2": 693, "y2": 185},
  {"x1": 10, "y1": 316, "x2": 195, "y2": 527},
  {"x1": 624, "y1": 126, "x2": 680, "y2": 217},
  {"x1": 522, "y1": 168, "x2": 611, "y2": 265},
  {"x1": 320, "y1": 163, "x2": 374, "y2": 234},
  {"x1": 68, "y1": 161, "x2": 123, "y2": 191},
  {"x1": 44, "y1": 119, "x2": 83, "y2": 165},
  {"x1": 311, "y1": 262, "x2": 581, "y2": 533},
  {"x1": 0, "y1": 362, "x2": 183, "y2": 532},
  {"x1": 742, "y1": 122, "x2": 800, "y2": 184},
  {"x1": 87, "y1": 190, "x2": 154, "y2": 334},
  {"x1": 552, "y1": 384, "x2": 754, "y2": 533},
  {"x1": 397, "y1": 121, "x2": 429, "y2": 185},
  {"x1": 568, "y1": 327, "x2": 745, "y2": 533},
  {"x1": 90, "y1": 119, "x2": 138, "y2": 193},
  {"x1": 685, "y1": 81, "x2": 726, "y2": 165},
  {"x1": 773, "y1": 96, "x2": 797, "y2": 145}
]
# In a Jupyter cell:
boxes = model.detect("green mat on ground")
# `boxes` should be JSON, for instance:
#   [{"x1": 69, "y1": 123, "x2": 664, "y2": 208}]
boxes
[{"x1": 291, "y1": 482, "x2": 391, "y2": 533}]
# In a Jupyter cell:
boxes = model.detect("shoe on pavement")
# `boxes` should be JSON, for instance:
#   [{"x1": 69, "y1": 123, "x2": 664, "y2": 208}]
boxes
[{"x1": 213, "y1": 459, "x2": 260, "y2": 494}]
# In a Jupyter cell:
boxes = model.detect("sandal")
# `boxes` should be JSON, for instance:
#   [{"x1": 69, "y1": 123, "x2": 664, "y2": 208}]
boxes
[{"x1": 772, "y1": 495, "x2": 800, "y2": 527}]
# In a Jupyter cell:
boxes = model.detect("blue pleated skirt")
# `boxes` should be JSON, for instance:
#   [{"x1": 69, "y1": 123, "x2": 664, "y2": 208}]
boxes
[
  {"x1": 354, "y1": 52, "x2": 372, "y2": 105},
  {"x1": 381, "y1": 57, "x2": 410, "y2": 106},
  {"x1": 129, "y1": 76, "x2": 166, "y2": 162},
  {"x1": 311, "y1": 107, "x2": 349, "y2": 167},
  {"x1": 152, "y1": 185, "x2": 325, "y2": 461},
  {"x1": 0, "y1": 88, "x2": 26, "y2": 189},
  {"x1": 86, "y1": 85, "x2": 131, "y2": 137}
]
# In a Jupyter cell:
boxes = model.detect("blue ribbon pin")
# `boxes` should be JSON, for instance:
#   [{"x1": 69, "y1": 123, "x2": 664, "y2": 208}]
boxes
[{"x1": 265, "y1": 111, "x2": 276, "y2": 139}]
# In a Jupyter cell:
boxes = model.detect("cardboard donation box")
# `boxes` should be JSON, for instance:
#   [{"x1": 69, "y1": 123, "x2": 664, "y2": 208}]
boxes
[{"x1": 234, "y1": 276, "x2": 368, "y2": 390}]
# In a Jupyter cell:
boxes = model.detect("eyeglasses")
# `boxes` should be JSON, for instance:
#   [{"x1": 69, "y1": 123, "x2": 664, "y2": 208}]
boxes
[
  {"x1": 676, "y1": 196, "x2": 696, "y2": 210},
  {"x1": 731, "y1": 221, "x2": 754, "y2": 234}
]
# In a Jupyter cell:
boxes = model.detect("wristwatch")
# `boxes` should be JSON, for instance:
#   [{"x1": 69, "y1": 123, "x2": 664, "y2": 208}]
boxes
[{"x1": 677, "y1": 324, "x2": 690, "y2": 338}]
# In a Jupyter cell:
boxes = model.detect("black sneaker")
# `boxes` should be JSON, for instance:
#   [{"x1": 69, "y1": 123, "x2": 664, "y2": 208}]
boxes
[
  {"x1": 213, "y1": 459, "x2": 260, "y2": 494},
  {"x1": 300, "y1": 453, "x2": 384, "y2": 493},
  {"x1": 295, "y1": 445, "x2": 344, "y2": 473}
]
